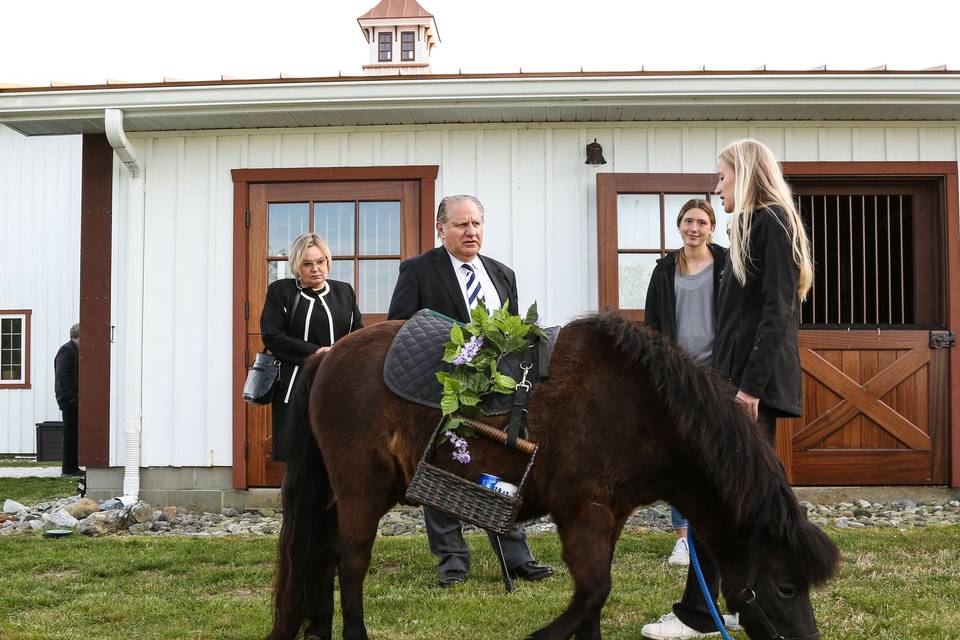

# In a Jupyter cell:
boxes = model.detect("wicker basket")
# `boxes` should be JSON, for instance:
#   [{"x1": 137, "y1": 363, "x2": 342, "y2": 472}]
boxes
[{"x1": 405, "y1": 415, "x2": 538, "y2": 536}]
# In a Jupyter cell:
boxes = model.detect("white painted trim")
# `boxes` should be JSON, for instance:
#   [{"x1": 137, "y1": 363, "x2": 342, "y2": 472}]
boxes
[{"x1": 4, "y1": 74, "x2": 960, "y2": 134}]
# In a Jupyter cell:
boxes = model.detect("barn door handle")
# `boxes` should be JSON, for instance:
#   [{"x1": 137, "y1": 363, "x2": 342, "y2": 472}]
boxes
[{"x1": 930, "y1": 331, "x2": 955, "y2": 349}]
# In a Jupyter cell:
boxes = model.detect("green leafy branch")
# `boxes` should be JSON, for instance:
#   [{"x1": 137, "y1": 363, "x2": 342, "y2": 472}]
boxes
[{"x1": 435, "y1": 301, "x2": 547, "y2": 440}]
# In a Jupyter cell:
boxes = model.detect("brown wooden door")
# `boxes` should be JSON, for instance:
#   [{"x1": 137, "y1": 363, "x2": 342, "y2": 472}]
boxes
[
  {"x1": 779, "y1": 330, "x2": 950, "y2": 485},
  {"x1": 780, "y1": 177, "x2": 951, "y2": 485},
  {"x1": 244, "y1": 180, "x2": 423, "y2": 487}
]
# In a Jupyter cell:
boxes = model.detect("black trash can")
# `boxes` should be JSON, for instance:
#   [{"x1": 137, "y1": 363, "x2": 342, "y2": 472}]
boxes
[{"x1": 35, "y1": 421, "x2": 64, "y2": 461}]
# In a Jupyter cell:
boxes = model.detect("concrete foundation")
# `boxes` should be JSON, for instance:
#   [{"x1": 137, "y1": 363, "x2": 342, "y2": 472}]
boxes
[
  {"x1": 84, "y1": 466, "x2": 960, "y2": 513},
  {"x1": 85, "y1": 467, "x2": 279, "y2": 512}
]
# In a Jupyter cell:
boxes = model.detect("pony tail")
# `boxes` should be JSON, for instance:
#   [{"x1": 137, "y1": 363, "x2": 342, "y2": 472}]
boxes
[
  {"x1": 675, "y1": 249, "x2": 688, "y2": 276},
  {"x1": 269, "y1": 352, "x2": 338, "y2": 640}
]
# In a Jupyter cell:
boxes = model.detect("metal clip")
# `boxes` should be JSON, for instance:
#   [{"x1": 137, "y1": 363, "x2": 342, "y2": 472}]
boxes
[{"x1": 517, "y1": 362, "x2": 533, "y2": 391}]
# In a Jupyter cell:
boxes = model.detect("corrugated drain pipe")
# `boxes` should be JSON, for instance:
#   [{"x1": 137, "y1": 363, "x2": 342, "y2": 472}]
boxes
[{"x1": 104, "y1": 108, "x2": 144, "y2": 505}]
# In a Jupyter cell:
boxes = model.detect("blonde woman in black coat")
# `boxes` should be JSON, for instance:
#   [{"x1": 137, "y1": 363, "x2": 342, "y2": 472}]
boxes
[
  {"x1": 642, "y1": 140, "x2": 813, "y2": 640},
  {"x1": 261, "y1": 232, "x2": 362, "y2": 462}
]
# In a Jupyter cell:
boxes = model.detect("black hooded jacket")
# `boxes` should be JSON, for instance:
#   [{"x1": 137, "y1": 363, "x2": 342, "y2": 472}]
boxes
[
  {"x1": 713, "y1": 205, "x2": 803, "y2": 417},
  {"x1": 643, "y1": 243, "x2": 728, "y2": 341}
]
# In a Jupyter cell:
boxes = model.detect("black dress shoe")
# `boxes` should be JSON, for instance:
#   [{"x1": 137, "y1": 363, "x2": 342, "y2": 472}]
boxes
[
  {"x1": 437, "y1": 570, "x2": 467, "y2": 587},
  {"x1": 509, "y1": 561, "x2": 555, "y2": 581}
]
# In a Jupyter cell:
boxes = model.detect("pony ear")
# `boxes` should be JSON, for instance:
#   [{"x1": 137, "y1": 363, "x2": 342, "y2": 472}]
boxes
[{"x1": 796, "y1": 521, "x2": 841, "y2": 587}]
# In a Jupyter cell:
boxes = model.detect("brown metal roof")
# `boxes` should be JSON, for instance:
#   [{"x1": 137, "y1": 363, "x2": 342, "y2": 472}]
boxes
[
  {"x1": 0, "y1": 67, "x2": 956, "y2": 94},
  {"x1": 358, "y1": 0, "x2": 433, "y2": 20}
]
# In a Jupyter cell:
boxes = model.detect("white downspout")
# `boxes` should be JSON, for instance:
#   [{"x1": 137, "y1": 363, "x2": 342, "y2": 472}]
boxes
[{"x1": 104, "y1": 108, "x2": 144, "y2": 505}]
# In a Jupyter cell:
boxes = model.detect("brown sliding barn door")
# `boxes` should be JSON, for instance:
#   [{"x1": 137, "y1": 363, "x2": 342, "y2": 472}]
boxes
[
  {"x1": 244, "y1": 179, "x2": 422, "y2": 487},
  {"x1": 780, "y1": 180, "x2": 950, "y2": 485}
]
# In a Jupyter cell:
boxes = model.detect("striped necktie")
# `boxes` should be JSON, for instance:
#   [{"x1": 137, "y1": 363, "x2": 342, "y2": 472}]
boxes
[{"x1": 462, "y1": 263, "x2": 485, "y2": 309}]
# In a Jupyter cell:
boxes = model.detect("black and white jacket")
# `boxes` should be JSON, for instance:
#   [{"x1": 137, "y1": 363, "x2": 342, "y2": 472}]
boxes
[{"x1": 260, "y1": 277, "x2": 363, "y2": 404}]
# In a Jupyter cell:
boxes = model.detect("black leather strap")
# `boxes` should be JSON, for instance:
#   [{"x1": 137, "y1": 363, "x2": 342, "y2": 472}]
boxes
[
  {"x1": 262, "y1": 282, "x2": 303, "y2": 355},
  {"x1": 505, "y1": 342, "x2": 537, "y2": 449},
  {"x1": 736, "y1": 566, "x2": 786, "y2": 640}
]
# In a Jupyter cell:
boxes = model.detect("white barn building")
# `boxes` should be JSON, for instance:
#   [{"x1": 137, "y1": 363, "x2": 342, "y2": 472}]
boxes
[{"x1": 1, "y1": 1, "x2": 959, "y2": 508}]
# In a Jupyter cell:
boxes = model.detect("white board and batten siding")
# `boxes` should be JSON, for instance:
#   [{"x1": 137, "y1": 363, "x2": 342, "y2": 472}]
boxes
[
  {"x1": 110, "y1": 122, "x2": 960, "y2": 468},
  {"x1": 0, "y1": 126, "x2": 81, "y2": 454}
]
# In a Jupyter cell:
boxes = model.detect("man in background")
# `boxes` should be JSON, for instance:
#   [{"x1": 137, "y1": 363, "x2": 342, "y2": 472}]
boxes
[{"x1": 54, "y1": 323, "x2": 80, "y2": 476}]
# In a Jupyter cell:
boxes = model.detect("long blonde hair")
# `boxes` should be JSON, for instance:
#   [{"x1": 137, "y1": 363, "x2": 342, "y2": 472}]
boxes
[{"x1": 719, "y1": 139, "x2": 813, "y2": 300}]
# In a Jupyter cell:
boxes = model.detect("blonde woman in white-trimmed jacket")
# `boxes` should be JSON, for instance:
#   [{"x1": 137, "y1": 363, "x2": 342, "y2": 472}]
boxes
[{"x1": 261, "y1": 232, "x2": 362, "y2": 462}]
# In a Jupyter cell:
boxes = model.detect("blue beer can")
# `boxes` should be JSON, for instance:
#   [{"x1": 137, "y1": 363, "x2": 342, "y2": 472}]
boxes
[{"x1": 478, "y1": 473, "x2": 500, "y2": 489}]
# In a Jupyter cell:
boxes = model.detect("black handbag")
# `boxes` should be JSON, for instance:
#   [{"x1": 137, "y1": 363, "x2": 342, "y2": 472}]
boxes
[
  {"x1": 242, "y1": 352, "x2": 281, "y2": 404},
  {"x1": 242, "y1": 287, "x2": 302, "y2": 405}
]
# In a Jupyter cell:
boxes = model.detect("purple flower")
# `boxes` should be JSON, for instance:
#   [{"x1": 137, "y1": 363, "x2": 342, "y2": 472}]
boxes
[
  {"x1": 447, "y1": 431, "x2": 472, "y2": 465},
  {"x1": 453, "y1": 336, "x2": 484, "y2": 365}
]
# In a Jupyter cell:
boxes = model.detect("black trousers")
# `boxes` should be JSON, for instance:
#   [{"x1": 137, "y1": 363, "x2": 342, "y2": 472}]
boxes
[
  {"x1": 673, "y1": 408, "x2": 779, "y2": 632},
  {"x1": 424, "y1": 506, "x2": 534, "y2": 574},
  {"x1": 61, "y1": 403, "x2": 80, "y2": 475}
]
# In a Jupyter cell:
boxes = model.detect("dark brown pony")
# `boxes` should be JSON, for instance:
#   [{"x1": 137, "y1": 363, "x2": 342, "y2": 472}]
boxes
[{"x1": 268, "y1": 313, "x2": 840, "y2": 640}]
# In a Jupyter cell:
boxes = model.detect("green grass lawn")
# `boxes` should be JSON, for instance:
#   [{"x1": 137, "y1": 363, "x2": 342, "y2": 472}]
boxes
[
  {"x1": 0, "y1": 477, "x2": 80, "y2": 505},
  {"x1": 0, "y1": 459, "x2": 61, "y2": 468},
  {"x1": 1, "y1": 527, "x2": 958, "y2": 639}
]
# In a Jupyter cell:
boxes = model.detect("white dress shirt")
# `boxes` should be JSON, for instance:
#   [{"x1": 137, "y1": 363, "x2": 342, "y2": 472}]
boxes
[{"x1": 446, "y1": 251, "x2": 503, "y2": 314}]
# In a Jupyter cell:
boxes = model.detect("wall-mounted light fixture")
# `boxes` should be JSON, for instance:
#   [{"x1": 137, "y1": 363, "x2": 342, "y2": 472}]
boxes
[{"x1": 585, "y1": 138, "x2": 607, "y2": 165}]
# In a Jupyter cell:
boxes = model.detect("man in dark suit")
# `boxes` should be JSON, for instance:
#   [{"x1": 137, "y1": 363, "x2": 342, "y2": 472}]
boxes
[
  {"x1": 54, "y1": 323, "x2": 81, "y2": 476},
  {"x1": 387, "y1": 195, "x2": 554, "y2": 587}
]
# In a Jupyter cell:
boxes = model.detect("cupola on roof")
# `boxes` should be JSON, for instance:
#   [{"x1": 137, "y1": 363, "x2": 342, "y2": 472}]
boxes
[
  {"x1": 358, "y1": 0, "x2": 439, "y2": 75},
  {"x1": 358, "y1": 0, "x2": 434, "y2": 19}
]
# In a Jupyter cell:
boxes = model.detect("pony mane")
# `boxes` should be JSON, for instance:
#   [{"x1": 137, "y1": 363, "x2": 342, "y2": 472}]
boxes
[{"x1": 578, "y1": 312, "x2": 838, "y2": 585}]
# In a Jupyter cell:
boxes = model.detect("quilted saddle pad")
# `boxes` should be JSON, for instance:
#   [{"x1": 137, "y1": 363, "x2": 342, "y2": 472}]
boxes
[{"x1": 383, "y1": 309, "x2": 558, "y2": 416}]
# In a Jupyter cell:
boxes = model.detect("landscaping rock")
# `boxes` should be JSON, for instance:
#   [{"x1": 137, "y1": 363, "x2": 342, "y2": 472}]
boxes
[
  {"x1": 42, "y1": 509, "x2": 79, "y2": 529},
  {"x1": 2, "y1": 492, "x2": 959, "y2": 538},
  {"x1": 124, "y1": 501, "x2": 154, "y2": 526},
  {"x1": 3, "y1": 499, "x2": 26, "y2": 514},
  {"x1": 79, "y1": 510, "x2": 123, "y2": 537},
  {"x1": 63, "y1": 497, "x2": 100, "y2": 519}
]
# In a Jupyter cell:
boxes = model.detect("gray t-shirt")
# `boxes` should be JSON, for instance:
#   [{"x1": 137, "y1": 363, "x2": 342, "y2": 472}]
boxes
[{"x1": 674, "y1": 263, "x2": 715, "y2": 366}]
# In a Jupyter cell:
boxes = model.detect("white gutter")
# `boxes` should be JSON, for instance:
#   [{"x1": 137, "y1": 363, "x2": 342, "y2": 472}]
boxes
[
  {"x1": 104, "y1": 108, "x2": 140, "y2": 177},
  {"x1": 2, "y1": 73, "x2": 960, "y2": 134},
  {"x1": 104, "y1": 108, "x2": 144, "y2": 505}
]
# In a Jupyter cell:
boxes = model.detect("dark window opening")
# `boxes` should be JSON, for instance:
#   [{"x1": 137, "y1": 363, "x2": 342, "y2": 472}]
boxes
[
  {"x1": 401, "y1": 31, "x2": 415, "y2": 61},
  {"x1": 378, "y1": 32, "x2": 393, "y2": 62},
  {"x1": 796, "y1": 194, "x2": 914, "y2": 326}
]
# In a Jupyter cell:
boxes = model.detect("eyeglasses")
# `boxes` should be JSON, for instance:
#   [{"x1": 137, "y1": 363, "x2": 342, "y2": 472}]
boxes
[{"x1": 301, "y1": 260, "x2": 327, "y2": 271}]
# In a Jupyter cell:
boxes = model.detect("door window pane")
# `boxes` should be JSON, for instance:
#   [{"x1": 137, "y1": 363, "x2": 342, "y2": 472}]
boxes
[
  {"x1": 359, "y1": 201, "x2": 401, "y2": 255},
  {"x1": 268, "y1": 203, "x2": 309, "y2": 256},
  {"x1": 329, "y1": 260, "x2": 354, "y2": 287},
  {"x1": 710, "y1": 195, "x2": 731, "y2": 248},
  {"x1": 618, "y1": 254, "x2": 659, "y2": 309},
  {"x1": 315, "y1": 202, "x2": 355, "y2": 256},
  {"x1": 617, "y1": 195, "x2": 660, "y2": 249},
  {"x1": 359, "y1": 260, "x2": 400, "y2": 314},
  {"x1": 267, "y1": 259, "x2": 293, "y2": 285}
]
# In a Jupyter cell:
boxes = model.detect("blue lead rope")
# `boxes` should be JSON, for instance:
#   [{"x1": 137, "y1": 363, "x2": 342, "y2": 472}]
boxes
[{"x1": 688, "y1": 530, "x2": 736, "y2": 640}]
